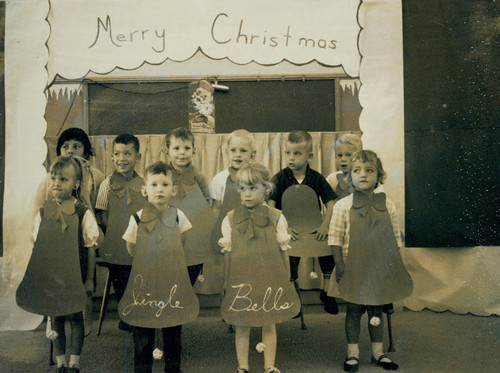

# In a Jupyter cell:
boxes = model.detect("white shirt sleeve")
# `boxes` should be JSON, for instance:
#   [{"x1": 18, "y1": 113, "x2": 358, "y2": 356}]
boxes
[
  {"x1": 82, "y1": 210, "x2": 100, "y2": 247},
  {"x1": 209, "y1": 169, "x2": 229, "y2": 201},
  {"x1": 176, "y1": 209, "x2": 192, "y2": 234},
  {"x1": 122, "y1": 208, "x2": 192, "y2": 244},
  {"x1": 122, "y1": 210, "x2": 141, "y2": 244},
  {"x1": 218, "y1": 215, "x2": 232, "y2": 253},
  {"x1": 276, "y1": 214, "x2": 291, "y2": 251},
  {"x1": 326, "y1": 171, "x2": 340, "y2": 191},
  {"x1": 34, "y1": 207, "x2": 99, "y2": 248}
]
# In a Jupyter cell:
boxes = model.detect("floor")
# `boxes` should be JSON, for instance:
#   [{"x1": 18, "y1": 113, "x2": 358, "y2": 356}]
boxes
[{"x1": 1, "y1": 304, "x2": 499, "y2": 372}]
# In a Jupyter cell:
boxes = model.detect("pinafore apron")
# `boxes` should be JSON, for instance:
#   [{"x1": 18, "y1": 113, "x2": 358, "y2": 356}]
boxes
[
  {"x1": 16, "y1": 199, "x2": 87, "y2": 316},
  {"x1": 170, "y1": 165, "x2": 216, "y2": 266},
  {"x1": 338, "y1": 192, "x2": 413, "y2": 305},
  {"x1": 100, "y1": 172, "x2": 146, "y2": 265},
  {"x1": 118, "y1": 204, "x2": 200, "y2": 328},
  {"x1": 199, "y1": 175, "x2": 240, "y2": 294},
  {"x1": 335, "y1": 173, "x2": 354, "y2": 200},
  {"x1": 221, "y1": 205, "x2": 301, "y2": 327}
]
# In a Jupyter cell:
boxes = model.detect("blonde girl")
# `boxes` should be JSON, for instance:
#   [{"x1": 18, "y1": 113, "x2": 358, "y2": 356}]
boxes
[
  {"x1": 219, "y1": 163, "x2": 300, "y2": 373},
  {"x1": 17, "y1": 156, "x2": 99, "y2": 373}
]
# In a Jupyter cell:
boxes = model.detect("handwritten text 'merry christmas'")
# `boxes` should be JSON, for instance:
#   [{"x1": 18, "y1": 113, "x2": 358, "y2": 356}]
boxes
[{"x1": 88, "y1": 13, "x2": 337, "y2": 53}]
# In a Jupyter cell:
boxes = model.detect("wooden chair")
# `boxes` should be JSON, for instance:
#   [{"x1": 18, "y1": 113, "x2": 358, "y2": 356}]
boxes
[{"x1": 96, "y1": 259, "x2": 113, "y2": 335}]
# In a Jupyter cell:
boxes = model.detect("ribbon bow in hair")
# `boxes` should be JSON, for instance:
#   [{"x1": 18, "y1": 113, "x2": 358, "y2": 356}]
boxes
[
  {"x1": 352, "y1": 191, "x2": 387, "y2": 226},
  {"x1": 110, "y1": 172, "x2": 143, "y2": 205},
  {"x1": 233, "y1": 205, "x2": 269, "y2": 240},
  {"x1": 44, "y1": 199, "x2": 76, "y2": 232},
  {"x1": 140, "y1": 203, "x2": 177, "y2": 233}
]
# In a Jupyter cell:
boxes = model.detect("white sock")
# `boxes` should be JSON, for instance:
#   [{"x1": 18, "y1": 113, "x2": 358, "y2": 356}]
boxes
[
  {"x1": 55, "y1": 355, "x2": 67, "y2": 368},
  {"x1": 235, "y1": 326, "x2": 250, "y2": 371},
  {"x1": 372, "y1": 342, "x2": 390, "y2": 362},
  {"x1": 346, "y1": 344, "x2": 359, "y2": 364},
  {"x1": 69, "y1": 354, "x2": 80, "y2": 368},
  {"x1": 262, "y1": 325, "x2": 277, "y2": 370}
]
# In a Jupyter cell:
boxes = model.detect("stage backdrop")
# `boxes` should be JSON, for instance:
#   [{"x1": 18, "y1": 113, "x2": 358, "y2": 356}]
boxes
[{"x1": 16, "y1": 0, "x2": 494, "y2": 331}]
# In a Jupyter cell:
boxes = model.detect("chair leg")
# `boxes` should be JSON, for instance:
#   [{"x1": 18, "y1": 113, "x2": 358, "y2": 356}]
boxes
[
  {"x1": 97, "y1": 268, "x2": 111, "y2": 336},
  {"x1": 293, "y1": 281, "x2": 307, "y2": 330},
  {"x1": 49, "y1": 340, "x2": 54, "y2": 366}
]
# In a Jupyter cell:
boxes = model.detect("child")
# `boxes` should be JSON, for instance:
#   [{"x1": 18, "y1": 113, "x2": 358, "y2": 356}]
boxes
[
  {"x1": 209, "y1": 130, "x2": 256, "y2": 293},
  {"x1": 329, "y1": 150, "x2": 413, "y2": 372},
  {"x1": 34, "y1": 127, "x2": 105, "y2": 214},
  {"x1": 210, "y1": 129, "x2": 256, "y2": 232},
  {"x1": 95, "y1": 134, "x2": 147, "y2": 331},
  {"x1": 120, "y1": 162, "x2": 199, "y2": 373},
  {"x1": 17, "y1": 157, "x2": 99, "y2": 373},
  {"x1": 219, "y1": 163, "x2": 300, "y2": 373},
  {"x1": 166, "y1": 127, "x2": 214, "y2": 285},
  {"x1": 269, "y1": 131, "x2": 339, "y2": 314},
  {"x1": 326, "y1": 134, "x2": 363, "y2": 200}
]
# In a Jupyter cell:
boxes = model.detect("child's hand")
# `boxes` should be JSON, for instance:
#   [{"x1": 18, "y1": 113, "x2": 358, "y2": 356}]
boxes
[
  {"x1": 289, "y1": 227, "x2": 299, "y2": 241},
  {"x1": 310, "y1": 225, "x2": 328, "y2": 241},
  {"x1": 335, "y1": 262, "x2": 345, "y2": 283},
  {"x1": 84, "y1": 279, "x2": 94, "y2": 296}
]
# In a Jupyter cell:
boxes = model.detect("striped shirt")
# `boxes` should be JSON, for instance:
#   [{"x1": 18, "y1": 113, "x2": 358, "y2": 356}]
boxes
[{"x1": 95, "y1": 176, "x2": 112, "y2": 211}]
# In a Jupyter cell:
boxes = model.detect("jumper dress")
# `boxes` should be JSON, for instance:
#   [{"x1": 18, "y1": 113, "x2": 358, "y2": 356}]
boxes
[
  {"x1": 221, "y1": 205, "x2": 301, "y2": 327},
  {"x1": 200, "y1": 174, "x2": 240, "y2": 294},
  {"x1": 170, "y1": 165, "x2": 216, "y2": 266},
  {"x1": 335, "y1": 173, "x2": 354, "y2": 200},
  {"x1": 281, "y1": 184, "x2": 331, "y2": 257},
  {"x1": 337, "y1": 192, "x2": 413, "y2": 305},
  {"x1": 16, "y1": 199, "x2": 88, "y2": 316},
  {"x1": 118, "y1": 204, "x2": 200, "y2": 328},
  {"x1": 212, "y1": 174, "x2": 240, "y2": 248},
  {"x1": 100, "y1": 172, "x2": 146, "y2": 265}
]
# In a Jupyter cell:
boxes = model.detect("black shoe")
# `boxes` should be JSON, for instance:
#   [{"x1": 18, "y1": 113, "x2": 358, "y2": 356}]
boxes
[
  {"x1": 323, "y1": 295, "x2": 339, "y2": 315},
  {"x1": 372, "y1": 355, "x2": 398, "y2": 370},
  {"x1": 67, "y1": 367, "x2": 80, "y2": 373},
  {"x1": 343, "y1": 357, "x2": 359, "y2": 372},
  {"x1": 57, "y1": 367, "x2": 68, "y2": 373},
  {"x1": 320, "y1": 290, "x2": 328, "y2": 304},
  {"x1": 118, "y1": 321, "x2": 132, "y2": 332}
]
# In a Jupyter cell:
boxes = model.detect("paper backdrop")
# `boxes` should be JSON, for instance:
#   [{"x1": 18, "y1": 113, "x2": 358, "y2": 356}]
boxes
[
  {"x1": 47, "y1": 0, "x2": 361, "y2": 81},
  {"x1": 2, "y1": 0, "x2": 411, "y2": 330}
]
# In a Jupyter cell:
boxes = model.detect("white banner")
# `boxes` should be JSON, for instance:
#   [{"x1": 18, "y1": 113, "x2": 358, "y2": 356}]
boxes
[{"x1": 47, "y1": 0, "x2": 361, "y2": 81}]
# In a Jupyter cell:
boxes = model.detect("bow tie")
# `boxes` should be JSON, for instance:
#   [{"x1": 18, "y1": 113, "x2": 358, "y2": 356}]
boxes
[
  {"x1": 44, "y1": 199, "x2": 76, "y2": 232},
  {"x1": 233, "y1": 205, "x2": 269, "y2": 240},
  {"x1": 110, "y1": 172, "x2": 142, "y2": 205},
  {"x1": 140, "y1": 203, "x2": 177, "y2": 233},
  {"x1": 352, "y1": 191, "x2": 387, "y2": 226}
]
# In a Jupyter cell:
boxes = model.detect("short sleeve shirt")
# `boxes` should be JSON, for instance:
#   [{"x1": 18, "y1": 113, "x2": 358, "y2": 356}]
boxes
[
  {"x1": 209, "y1": 168, "x2": 230, "y2": 201},
  {"x1": 95, "y1": 176, "x2": 111, "y2": 211},
  {"x1": 122, "y1": 208, "x2": 192, "y2": 245},
  {"x1": 270, "y1": 165, "x2": 337, "y2": 210}
]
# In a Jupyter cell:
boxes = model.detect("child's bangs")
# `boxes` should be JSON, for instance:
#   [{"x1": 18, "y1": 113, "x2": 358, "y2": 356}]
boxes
[
  {"x1": 49, "y1": 157, "x2": 82, "y2": 181},
  {"x1": 237, "y1": 167, "x2": 261, "y2": 186},
  {"x1": 351, "y1": 150, "x2": 378, "y2": 165}
]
